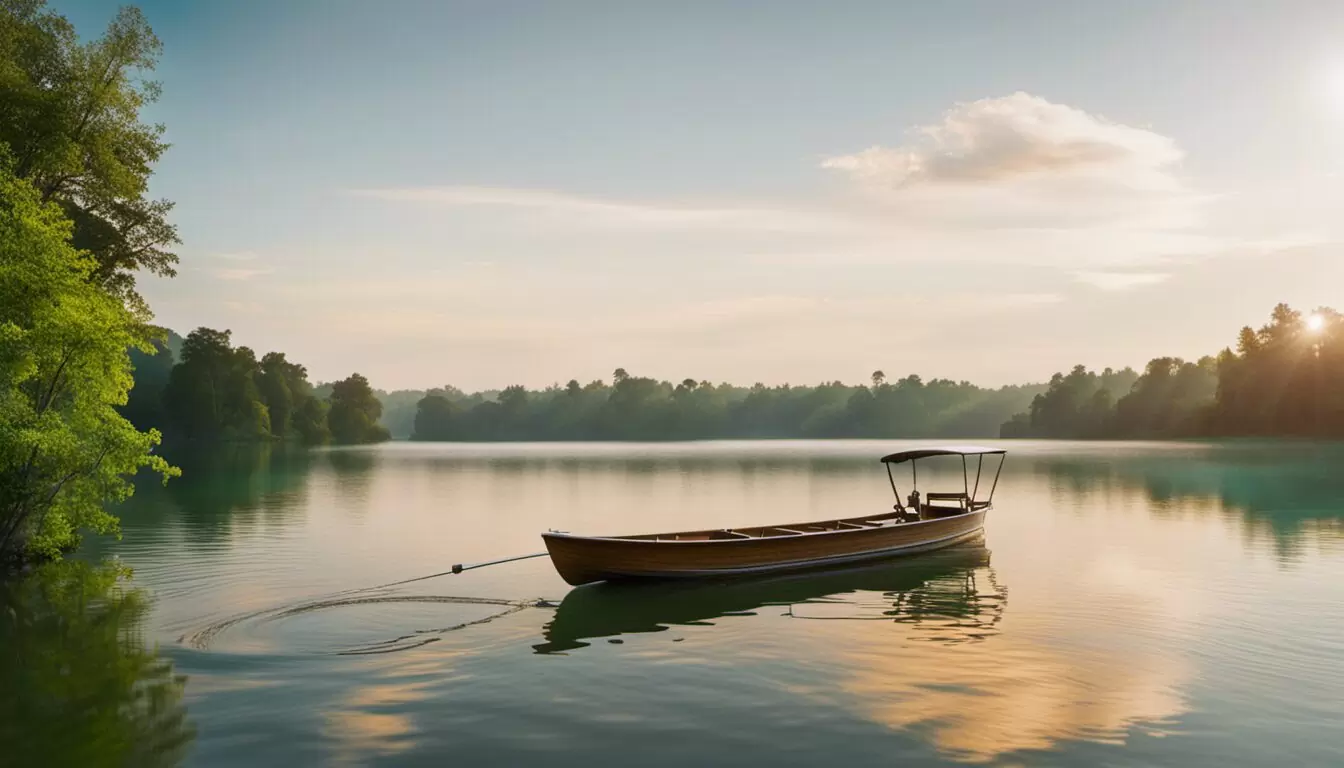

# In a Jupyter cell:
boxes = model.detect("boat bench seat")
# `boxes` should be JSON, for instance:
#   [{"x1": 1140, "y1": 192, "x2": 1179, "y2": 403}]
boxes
[{"x1": 925, "y1": 492, "x2": 969, "y2": 502}]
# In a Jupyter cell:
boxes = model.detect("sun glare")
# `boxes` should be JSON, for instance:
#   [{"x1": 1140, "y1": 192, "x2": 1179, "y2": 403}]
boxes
[{"x1": 1307, "y1": 314, "x2": 1326, "y2": 332}]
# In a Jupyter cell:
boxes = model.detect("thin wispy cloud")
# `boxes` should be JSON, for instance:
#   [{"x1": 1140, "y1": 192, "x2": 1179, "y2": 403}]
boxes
[
  {"x1": 349, "y1": 186, "x2": 852, "y2": 234},
  {"x1": 1073, "y1": 271, "x2": 1171, "y2": 291},
  {"x1": 212, "y1": 251, "x2": 261, "y2": 261},
  {"x1": 212, "y1": 266, "x2": 275, "y2": 281},
  {"x1": 221, "y1": 300, "x2": 265, "y2": 313},
  {"x1": 341, "y1": 95, "x2": 1235, "y2": 279}
]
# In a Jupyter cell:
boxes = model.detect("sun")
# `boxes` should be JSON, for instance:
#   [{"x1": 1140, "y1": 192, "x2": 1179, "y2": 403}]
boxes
[{"x1": 1307, "y1": 314, "x2": 1326, "y2": 332}]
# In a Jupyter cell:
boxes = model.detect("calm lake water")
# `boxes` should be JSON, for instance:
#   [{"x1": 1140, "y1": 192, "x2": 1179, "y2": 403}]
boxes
[{"x1": 6, "y1": 440, "x2": 1344, "y2": 766}]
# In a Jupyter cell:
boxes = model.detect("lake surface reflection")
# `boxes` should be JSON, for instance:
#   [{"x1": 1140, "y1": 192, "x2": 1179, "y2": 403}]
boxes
[{"x1": 13, "y1": 440, "x2": 1344, "y2": 766}]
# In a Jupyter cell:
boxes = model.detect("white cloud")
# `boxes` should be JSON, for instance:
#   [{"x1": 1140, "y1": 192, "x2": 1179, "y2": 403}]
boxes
[
  {"x1": 816, "y1": 93, "x2": 1216, "y2": 271},
  {"x1": 1073, "y1": 271, "x2": 1171, "y2": 291},
  {"x1": 349, "y1": 186, "x2": 849, "y2": 234},
  {"x1": 822, "y1": 92, "x2": 1183, "y2": 192}
]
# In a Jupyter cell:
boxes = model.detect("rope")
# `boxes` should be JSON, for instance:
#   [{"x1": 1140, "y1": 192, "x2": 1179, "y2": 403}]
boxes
[{"x1": 361, "y1": 551, "x2": 550, "y2": 591}]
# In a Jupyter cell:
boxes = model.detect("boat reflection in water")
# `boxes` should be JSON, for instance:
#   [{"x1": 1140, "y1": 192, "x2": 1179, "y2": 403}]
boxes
[{"x1": 534, "y1": 541, "x2": 1003, "y2": 654}]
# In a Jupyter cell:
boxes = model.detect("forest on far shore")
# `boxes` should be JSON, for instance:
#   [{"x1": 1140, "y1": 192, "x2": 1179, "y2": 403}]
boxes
[
  {"x1": 122, "y1": 328, "x2": 1048, "y2": 443},
  {"x1": 119, "y1": 302, "x2": 1341, "y2": 445},
  {"x1": 1000, "y1": 303, "x2": 1340, "y2": 439}
]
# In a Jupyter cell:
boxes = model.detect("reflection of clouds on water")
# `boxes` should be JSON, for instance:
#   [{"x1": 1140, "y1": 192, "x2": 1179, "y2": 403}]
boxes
[
  {"x1": 321, "y1": 650, "x2": 505, "y2": 764},
  {"x1": 324, "y1": 675, "x2": 433, "y2": 763},
  {"x1": 840, "y1": 635, "x2": 1185, "y2": 763},
  {"x1": 815, "y1": 553, "x2": 1191, "y2": 762}
]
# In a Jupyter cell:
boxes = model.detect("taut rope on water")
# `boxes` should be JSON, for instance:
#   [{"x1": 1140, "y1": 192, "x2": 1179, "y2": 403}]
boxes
[{"x1": 361, "y1": 551, "x2": 550, "y2": 592}]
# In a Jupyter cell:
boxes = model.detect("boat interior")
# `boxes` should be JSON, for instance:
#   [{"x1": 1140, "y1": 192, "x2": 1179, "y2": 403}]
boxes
[
  {"x1": 621, "y1": 495, "x2": 988, "y2": 542},
  {"x1": 605, "y1": 448, "x2": 1007, "y2": 543}
]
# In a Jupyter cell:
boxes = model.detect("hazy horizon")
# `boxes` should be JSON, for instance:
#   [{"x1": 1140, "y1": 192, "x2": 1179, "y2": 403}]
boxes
[{"x1": 58, "y1": 0, "x2": 1344, "y2": 391}]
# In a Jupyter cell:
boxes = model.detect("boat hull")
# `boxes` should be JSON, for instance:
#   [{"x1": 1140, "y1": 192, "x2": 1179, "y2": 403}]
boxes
[
  {"x1": 542, "y1": 509, "x2": 987, "y2": 586},
  {"x1": 534, "y1": 544, "x2": 995, "y2": 653}
]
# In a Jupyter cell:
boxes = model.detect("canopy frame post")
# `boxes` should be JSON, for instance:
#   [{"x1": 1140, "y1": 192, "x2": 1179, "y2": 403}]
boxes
[
  {"x1": 886, "y1": 462, "x2": 904, "y2": 511},
  {"x1": 986, "y1": 453, "x2": 1006, "y2": 505},
  {"x1": 972, "y1": 454, "x2": 984, "y2": 503}
]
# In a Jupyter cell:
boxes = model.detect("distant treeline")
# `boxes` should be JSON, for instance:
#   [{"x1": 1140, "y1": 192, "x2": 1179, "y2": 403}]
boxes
[
  {"x1": 123, "y1": 328, "x2": 389, "y2": 445},
  {"x1": 124, "y1": 302, "x2": 1338, "y2": 445},
  {"x1": 1001, "y1": 303, "x2": 1341, "y2": 438},
  {"x1": 124, "y1": 342, "x2": 1045, "y2": 443},
  {"x1": 394, "y1": 372, "x2": 1044, "y2": 442}
]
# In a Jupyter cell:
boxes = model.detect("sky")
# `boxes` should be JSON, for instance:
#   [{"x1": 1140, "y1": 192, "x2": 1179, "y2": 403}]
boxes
[{"x1": 57, "y1": 0, "x2": 1344, "y2": 391}]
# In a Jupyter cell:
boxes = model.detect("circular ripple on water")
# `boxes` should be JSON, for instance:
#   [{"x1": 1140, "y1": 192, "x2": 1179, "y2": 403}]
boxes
[{"x1": 180, "y1": 594, "x2": 555, "y2": 656}]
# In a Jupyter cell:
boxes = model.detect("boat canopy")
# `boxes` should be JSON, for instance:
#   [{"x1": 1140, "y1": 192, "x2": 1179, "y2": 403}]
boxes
[
  {"x1": 880, "y1": 446, "x2": 1007, "y2": 464},
  {"x1": 880, "y1": 446, "x2": 1007, "y2": 515}
]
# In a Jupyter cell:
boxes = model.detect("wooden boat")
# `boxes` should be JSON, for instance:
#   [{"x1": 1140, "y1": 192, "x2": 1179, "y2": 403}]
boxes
[
  {"x1": 534, "y1": 543, "x2": 1000, "y2": 653},
  {"x1": 542, "y1": 446, "x2": 1007, "y2": 586}
]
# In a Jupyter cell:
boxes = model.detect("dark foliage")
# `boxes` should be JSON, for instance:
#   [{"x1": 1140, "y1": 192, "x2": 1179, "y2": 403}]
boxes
[
  {"x1": 327, "y1": 373, "x2": 390, "y2": 445},
  {"x1": 146, "y1": 327, "x2": 336, "y2": 444},
  {"x1": 406, "y1": 371, "x2": 1045, "y2": 442},
  {"x1": 1001, "y1": 303, "x2": 1341, "y2": 438}
]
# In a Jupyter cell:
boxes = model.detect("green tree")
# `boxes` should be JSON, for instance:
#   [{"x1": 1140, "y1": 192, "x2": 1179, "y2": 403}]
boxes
[
  {"x1": 0, "y1": 1, "x2": 177, "y2": 311},
  {"x1": 292, "y1": 396, "x2": 330, "y2": 445},
  {"x1": 0, "y1": 162, "x2": 176, "y2": 560},
  {"x1": 118, "y1": 325, "x2": 178, "y2": 433},
  {"x1": 1214, "y1": 303, "x2": 1339, "y2": 435},
  {"x1": 598, "y1": 370, "x2": 674, "y2": 439},
  {"x1": 327, "y1": 373, "x2": 390, "y2": 444},
  {"x1": 161, "y1": 328, "x2": 270, "y2": 441},
  {"x1": 256, "y1": 351, "x2": 323, "y2": 441},
  {"x1": 1003, "y1": 365, "x2": 1137, "y2": 438},
  {"x1": 255, "y1": 352, "x2": 295, "y2": 437},
  {"x1": 1113, "y1": 356, "x2": 1217, "y2": 437},
  {"x1": 411, "y1": 393, "x2": 458, "y2": 440}
]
